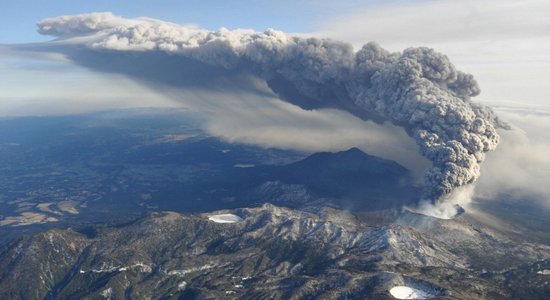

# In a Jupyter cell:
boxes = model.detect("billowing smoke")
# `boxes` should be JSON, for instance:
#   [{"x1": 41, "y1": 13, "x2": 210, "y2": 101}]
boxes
[{"x1": 37, "y1": 12, "x2": 507, "y2": 206}]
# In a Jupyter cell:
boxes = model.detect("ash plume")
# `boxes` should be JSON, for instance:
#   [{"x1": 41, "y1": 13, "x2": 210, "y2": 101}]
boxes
[{"x1": 37, "y1": 12, "x2": 507, "y2": 204}]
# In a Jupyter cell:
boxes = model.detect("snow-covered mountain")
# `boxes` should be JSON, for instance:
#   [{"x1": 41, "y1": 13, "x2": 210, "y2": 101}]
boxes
[{"x1": 1, "y1": 204, "x2": 548, "y2": 299}]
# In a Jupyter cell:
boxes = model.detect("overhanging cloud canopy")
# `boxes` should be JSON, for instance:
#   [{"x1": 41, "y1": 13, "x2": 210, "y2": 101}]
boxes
[{"x1": 38, "y1": 12, "x2": 507, "y2": 202}]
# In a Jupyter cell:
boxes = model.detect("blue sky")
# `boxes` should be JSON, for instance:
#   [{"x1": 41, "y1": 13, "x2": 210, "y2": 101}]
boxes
[{"x1": 1, "y1": 0, "x2": 376, "y2": 43}]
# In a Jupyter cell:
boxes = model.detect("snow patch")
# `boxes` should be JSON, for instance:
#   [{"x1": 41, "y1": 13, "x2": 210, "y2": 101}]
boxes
[
  {"x1": 178, "y1": 281, "x2": 187, "y2": 290},
  {"x1": 80, "y1": 262, "x2": 152, "y2": 274},
  {"x1": 208, "y1": 213, "x2": 242, "y2": 223},
  {"x1": 100, "y1": 287, "x2": 113, "y2": 299},
  {"x1": 389, "y1": 286, "x2": 434, "y2": 299},
  {"x1": 168, "y1": 264, "x2": 216, "y2": 276}
]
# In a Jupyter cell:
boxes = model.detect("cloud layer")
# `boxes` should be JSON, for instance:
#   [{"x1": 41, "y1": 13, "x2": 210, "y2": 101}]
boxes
[
  {"x1": 476, "y1": 108, "x2": 550, "y2": 208},
  {"x1": 37, "y1": 12, "x2": 506, "y2": 204}
]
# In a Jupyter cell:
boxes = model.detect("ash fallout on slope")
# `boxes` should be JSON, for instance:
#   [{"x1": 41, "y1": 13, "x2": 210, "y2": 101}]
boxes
[{"x1": 37, "y1": 12, "x2": 508, "y2": 206}]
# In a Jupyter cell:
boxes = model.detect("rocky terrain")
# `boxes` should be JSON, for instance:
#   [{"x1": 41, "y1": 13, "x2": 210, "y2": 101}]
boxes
[{"x1": 1, "y1": 204, "x2": 549, "y2": 299}]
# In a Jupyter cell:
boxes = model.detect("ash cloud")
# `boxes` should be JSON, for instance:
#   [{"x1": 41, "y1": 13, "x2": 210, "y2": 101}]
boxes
[{"x1": 37, "y1": 12, "x2": 507, "y2": 205}]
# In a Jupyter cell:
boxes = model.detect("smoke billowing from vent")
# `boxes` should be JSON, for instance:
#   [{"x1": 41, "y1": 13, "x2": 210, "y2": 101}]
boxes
[{"x1": 38, "y1": 12, "x2": 507, "y2": 204}]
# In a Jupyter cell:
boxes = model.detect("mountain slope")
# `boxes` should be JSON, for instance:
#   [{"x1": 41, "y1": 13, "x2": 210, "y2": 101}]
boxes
[
  {"x1": 174, "y1": 147, "x2": 421, "y2": 212},
  {"x1": 1, "y1": 204, "x2": 548, "y2": 299},
  {"x1": 272, "y1": 147, "x2": 417, "y2": 210}
]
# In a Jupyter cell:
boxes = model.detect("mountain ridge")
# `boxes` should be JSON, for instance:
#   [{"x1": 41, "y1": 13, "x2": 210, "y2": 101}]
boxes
[{"x1": 1, "y1": 204, "x2": 548, "y2": 299}]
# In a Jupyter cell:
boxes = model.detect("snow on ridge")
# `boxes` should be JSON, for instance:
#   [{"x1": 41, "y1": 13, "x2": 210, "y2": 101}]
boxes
[
  {"x1": 168, "y1": 264, "x2": 216, "y2": 277},
  {"x1": 80, "y1": 262, "x2": 152, "y2": 274},
  {"x1": 208, "y1": 213, "x2": 243, "y2": 223},
  {"x1": 389, "y1": 285, "x2": 434, "y2": 299}
]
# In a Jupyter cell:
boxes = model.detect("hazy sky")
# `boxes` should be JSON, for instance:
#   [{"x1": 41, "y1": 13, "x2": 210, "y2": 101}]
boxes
[{"x1": 314, "y1": 0, "x2": 550, "y2": 109}]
